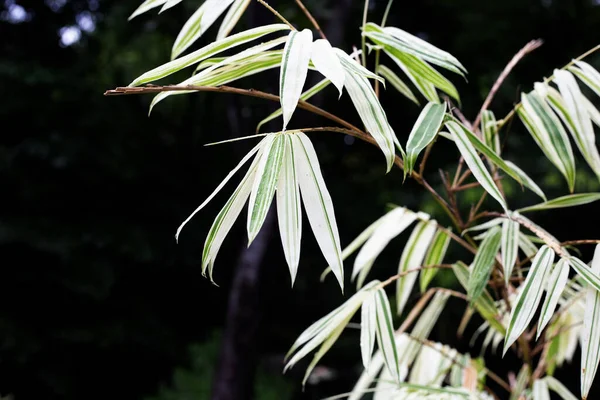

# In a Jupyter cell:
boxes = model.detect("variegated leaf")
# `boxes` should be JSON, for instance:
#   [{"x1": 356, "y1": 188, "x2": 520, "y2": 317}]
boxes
[
  {"x1": 481, "y1": 110, "x2": 501, "y2": 155},
  {"x1": 374, "y1": 288, "x2": 402, "y2": 383},
  {"x1": 292, "y1": 132, "x2": 344, "y2": 290},
  {"x1": 537, "y1": 258, "x2": 570, "y2": 338},
  {"x1": 377, "y1": 64, "x2": 420, "y2": 105},
  {"x1": 172, "y1": 0, "x2": 236, "y2": 59},
  {"x1": 360, "y1": 291, "x2": 377, "y2": 369},
  {"x1": 501, "y1": 217, "x2": 519, "y2": 285},
  {"x1": 276, "y1": 135, "x2": 302, "y2": 285},
  {"x1": 504, "y1": 246, "x2": 555, "y2": 354},
  {"x1": 129, "y1": 0, "x2": 168, "y2": 20},
  {"x1": 310, "y1": 39, "x2": 345, "y2": 96},
  {"x1": 544, "y1": 376, "x2": 578, "y2": 400},
  {"x1": 504, "y1": 160, "x2": 547, "y2": 201},
  {"x1": 280, "y1": 29, "x2": 313, "y2": 130},
  {"x1": 569, "y1": 256, "x2": 600, "y2": 293},
  {"x1": 159, "y1": 0, "x2": 182, "y2": 13},
  {"x1": 532, "y1": 379, "x2": 551, "y2": 400},
  {"x1": 216, "y1": 0, "x2": 251, "y2": 39},
  {"x1": 445, "y1": 121, "x2": 508, "y2": 211},
  {"x1": 420, "y1": 228, "x2": 451, "y2": 292},
  {"x1": 335, "y1": 48, "x2": 385, "y2": 83},
  {"x1": 518, "y1": 193, "x2": 600, "y2": 213},
  {"x1": 569, "y1": 61, "x2": 600, "y2": 97},
  {"x1": 404, "y1": 102, "x2": 446, "y2": 177},
  {"x1": 396, "y1": 220, "x2": 437, "y2": 315},
  {"x1": 581, "y1": 245, "x2": 600, "y2": 400},
  {"x1": 468, "y1": 226, "x2": 502, "y2": 302},
  {"x1": 509, "y1": 365, "x2": 530, "y2": 400}
]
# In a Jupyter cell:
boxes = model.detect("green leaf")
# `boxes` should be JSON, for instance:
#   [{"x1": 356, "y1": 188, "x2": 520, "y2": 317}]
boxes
[
  {"x1": 445, "y1": 121, "x2": 508, "y2": 211},
  {"x1": 377, "y1": 64, "x2": 419, "y2": 105},
  {"x1": 537, "y1": 258, "x2": 569, "y2": 338},
  {"x1": 544, "y1": 376, "x2": 578, "y2": 400},
  {"x1": 404, "y1": 102, "x2": 446, "y2": 178},
  {"x1": 353, "y1": 207, "x2": 420, "y2": 289},
  {"x1": 504, "y1": 160, "x2": 547, "y2": 201},
  {"x1": 374, "y1": 288, "x2": 402, "y2": 383},
  {"x1": 216, "y1": 0, "x2": 251, "y2": 39},
  {"x1": 581, "y1": 245, "x2": 600, "y2": 400},
  {"x1": 363, "y1": 23, "x2": 466, "y2": 76},
  {"x1": 518, "y1": 92, "x2": 576, "y2": 192},
  {"x1": 276, "y1": 135, "x2": 302, "y2": 286},
  {"x1": 257, "y1": 78, "x2": 330, "y2": 133},
  {"x1": 247, "y1": 134, "x2": 285, "y2": 243},
  {"x1": 343, "y1": 67, "x2": 398, "y2": 172},
  {"x1": 553, "y1": 70, "x2": 600, "y2": 180},
  {"x1": 532, "y1": 379, "x2": 551, "y2": 400},
  {"x1": 396, "y1": 220, "x2": 438, "y2": 315},
  {"x1": 420, "y1": 228, "x2": 451, "y2": 292},
  {"x1": 280, "y1": 29, "x2": 313, "y2": 129},
  {"x1": 468, "y1": 226, "x2": 502, "y2": 302},
  {"x1": 360, "y1": 291, "x2": 377, "y2": 369},
  {"x1": 172, "y1": 0, "x2": 236, "y2": 59},
  {"x1": 504, "y1": 246, "x2": 555, "y2": 355},
  {"x1": 501, "y1": 218, "x2": 519, "y2": 285},
  {"x1": 129, "y1": 0, "x2": 168, "y2": 20},
  {"x1": 517, "y1": 193, "x2": 600, "y2": 213},
  {"x1": 130, "y1": 24, "x2": 289, "y2": 86},
  {"x1": 569, "y1": 61, "x2": 600, "y2": 98},
  {"x1": 292, "y1": 132, "x2": 344, "y2": 291},
  {"x1": 310, "y1": 39, "x2": 345, "y2": 96}
]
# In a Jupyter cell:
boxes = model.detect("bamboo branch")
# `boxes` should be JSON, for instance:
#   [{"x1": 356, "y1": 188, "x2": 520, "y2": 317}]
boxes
[{"x1": 257, "y1": 0, "x2": 296, "y2": 30}]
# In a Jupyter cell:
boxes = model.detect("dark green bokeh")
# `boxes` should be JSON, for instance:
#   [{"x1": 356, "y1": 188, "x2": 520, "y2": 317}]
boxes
[{"x1": 2, "y1": 0, "x2": 600, "y2": 399}]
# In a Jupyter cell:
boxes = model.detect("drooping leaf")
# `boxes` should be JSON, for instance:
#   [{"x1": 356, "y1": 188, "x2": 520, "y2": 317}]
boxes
[
  {"x1": 276, "y1": 135, "x2": 302, "y2": 285},
  {"x1": 504, "y1": 246, "x2": 555, "y2": 354},
  {"x1": 292, "y1": 132, "x2": 344, "y2": 291},
  {"x1": 374, "y1": 288, "x2": 402, "y2": 383},
  {"x1": 360, "y1": 291, "x2": 377, "y2": 369},
  {"x1": 376, "y1": 64, "x2": 419, "y2": 105},
  {"x1": 537, "y1": 258, "x2": 570, "y2": 338},
  {"x1": 310, "y1": 39, "x2": 345, "y2": 96},
  {"x1": 463, "y1": 217, "x2": 503, "y2": 235},
  {"x1": 544, "y1": 376, "x2": 578, "y2": 400},
  {"x1": 216, "y1": 0, "x2": 251, "y2": 39},
  {"x1": 172, "y1": 0, "x2": 236, "y2": 59},
  {"x1": 581, "y1": 245, "x2": 600, "y2": 400},
  {"x1": 343, "y1": 67, "x2": 398, "y2": 172},
  {"x1": 518, "y1": 193, "x2": 600, "y2": 213},
  {"x1": 501, "y1": 217, "x2": 519, "y2": 285},
  {"x1": 335, "y1": 48, "x2": 386, "y2": 84},
  {"x1": 257, "y1": 78, "x2": 330, "y2": 132},
  {"x1": 468, "y1": 226, "x2": 502, "y2": 302},
  {"x1": 569, "y1": 61, "x2": 600, "y2": 98},
  {"x1": 420, "y1": 228, "x2": 451, "y2": 292},
  {"x1": 396, "y1": 220, "x2": 437, "y2": 315},
  {"x1": 129, "y1": 0, "x2": 168, "y2": 20},
  {"x1": 130, "y1": 24, "x2": 289, "y2": 86},
  {"x1": 280, "y1": 29, "x2": 313, "y2": 129},
  {"x1": 445, "y1": 121, "x2": 508, "y2": 211},
  {"x1": 569, "y1": 256, "x2": 600, "y2": 293},
  {"x1": 302, "y1": 316, "x2": 348, "y2": 386},
  {"x1": 404, "y1": 102, "x2": 446, "y2": 178},
  {"x1": 532, "y1": 379, "x2": 551, "y2": 400},
  {"x1": 504, "y1": 160, "x2": 547, "y2": 201},
  {"x1": 518, "y1": 92, "x2": 576, "y2": 192}
]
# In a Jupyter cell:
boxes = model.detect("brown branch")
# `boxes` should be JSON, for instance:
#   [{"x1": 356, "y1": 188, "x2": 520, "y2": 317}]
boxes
[
  {"x1": 473, "y1": 39, "x2": 543, "y2": 129},
  {"x1": 562, "y1": 239, "x2": 600, "y2": 247},
  {"x1": 257, "y1": 0, "x2": 296, "y2": 30},
  {"x1": 377, "y1": 264, "x2": 454, "y2": 289},
  {"x1": 294, "y1": 0, "x2": 326, "y2": 39}
]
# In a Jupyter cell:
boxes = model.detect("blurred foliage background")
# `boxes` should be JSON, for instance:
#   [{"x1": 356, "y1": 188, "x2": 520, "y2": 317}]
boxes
[{"x1": 1, "y1": 0, "x2": 600, "y2": 399}]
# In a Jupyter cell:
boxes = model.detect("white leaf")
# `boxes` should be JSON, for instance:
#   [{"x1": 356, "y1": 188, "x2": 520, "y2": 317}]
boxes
[
  {"x1": 310, "y1": 39, "x2": 345, "y2": 96},
  {"x1": 129, "y1": 0, "x2": 168, "y2": 20},
  {"x1": 374, "y1": 288, "x2": 402, "y2": 383},
  {"x1": 159, "y1": 0, "x2": 182, "y2": 13},
  {"x1": 501, "y1": 217, "x2": 519, "y2": 285},
  {"x1": 360, "y1": 291, "x2": 377, "y2": 369},
  {"x1": 216, "y1": 0, "x2": 251, "y2": 39},
  {"x1": 544, "y1": 376, "x2": 578, "y2": 400},
  {"x1": 280, "y1": 29, "x2": 313, "y2": 129},
  {"x1": 537, "y1": 258, "x2": 570, "y2": 338},
  {"x1": 581, "y1": 244, "x2": 600, "y2": 400},
  {"x1": 532, "y1": 379, "x2": 551, "y2": 400}
]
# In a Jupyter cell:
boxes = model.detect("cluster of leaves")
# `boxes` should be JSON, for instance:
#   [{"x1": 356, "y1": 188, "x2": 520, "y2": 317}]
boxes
[{"x1": 113, "y1": 0, "x2": 600, "y2": 399}]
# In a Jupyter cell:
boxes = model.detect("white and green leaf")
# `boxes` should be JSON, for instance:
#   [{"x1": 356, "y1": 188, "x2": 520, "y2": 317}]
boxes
[
  {"x1": 216, "y1": 0, "x2": 251, "y2": 39},
  {"x1": 374, "y1": 288, "x2": 402, "y2": 383},
  {"x1": 360, "y1": 291, "x2": 377, "y2": 369},
  {"x1": 377, "y1": 64, "x2": 419, "y2": 105},
  {"x1": 468, "y1": 226, "x2": 502, "y2": 302},
  {"x1": 159, "y1": 0, "x2": 183, "y2": 13},
  {"x1": 335, "y1": 48, "x2": 385, "y2": 84},
  {"x1": 129, "y1": 0, "x2": 168, "y2": 20},
  {"x1": 280, "y1": 29, "x2": 313, "y2": 129},
  {"x1": 518, "y1": 193, "x2": 600, "y2": 213},
  {"x1": 532, "y1": 379, "x2": 551, "y2": 400},
  {"x1": 404, "y1": 102, "x2": 446, "y2": 177},
  {"x1": 544, "y1": 376, "x2": 578, "y2": 400},
  {"x1": 569, "y1": 61, "x2": 600, "y2": 98},
  {"x1": 504, "y1": 245, "x2": 555, "y2": 354},
  {"x1": 537, "y1": 258, "x2": 570, "y2": 338},
  {"x1": 420, "y1": 228, "x2": 451, "y2": 292},
  {"x1": 504, "y1": 160, "x2": 547, "y2": 201},
  {"x1": 569, "y1": 255, "x2": 600, "y2": 293},
  {"x1": 581, "y1": 245, "x2": 600, "y2": 400},
  {"x1": 481, "y1": 110, "x2": 501, "y2": 155},
  {"x1": 501, "y1": 217, "x2": 519, "y2": 285},
  {"x1": 310, "y1": 39, "x2": 345, "y2": 96}
]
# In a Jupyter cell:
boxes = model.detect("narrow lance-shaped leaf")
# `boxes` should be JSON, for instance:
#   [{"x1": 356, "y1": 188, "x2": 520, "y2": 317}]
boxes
[
  {"x1": 247, "y1": 134, "x2": 285, "y2": 244},
  {"x1": 569, "y1": 61, "x2": 600, "y2": 98},
  {"x1": 481, "y1": 110, "x2": 501, "y2": 155},
  {"x1": 129, "y1": 0, "x2": 168, "y2": 20},
  {"x1": 374, "y1": 288, "x2": 402, "y2": 383},
  {"x1": 569, "y1": 256, "x2": 600, "y2": 293},
  {"x1": 404, "y1": 102, "x2": 446, "y2": 178},
  {"x1": 386, "y1": 51, "x2": 439, "y2": 103},
  {"x1": 532, "y1": 379, "x2": 551, "y2": 400},
  {"x1": 518, "y1": 92, "x2": 576, "y2": 192},
  {"x1": 396, "y1": 220, "x2": 437, "y2": 315},
  {"x1": 504, "y1": 160, "x2": 547, "y2": 201},
  {"x1": 159, "y1": 0, "x2": 182, "y2": 13},
  {"x1": 445, "y1": 121, "x2": 508, "y2": 211},
  {"x1": 377, "y1": 64, "x2": 420, "y2": 105},
  {"x1": 583, "y1": 95, "x2": 600, "y2": 128},
  {"x1": 292, "y1": 132, "x2": 344, "y2": 291},
  {"x1": 276, "y1": 135, "x2": 302, "y2": 285},
  {"x1": 343, "y1": 68, "x2": 398, "y2": 172},
  {"x1": 544, "y1": 376, "x2": 578, "y2": 400},
  {"x1": 310, "y1": 39, "x2": 345, "y2": 96},
  {"x1": 518, "y1": 193, "x2": 600, "y2": 213},
  {"x1": 581, "y1": 245, "x2": 600, "y2": 400},
  {"x1": 335, "y1": 48, "x2": 386, "y2": 84},
  {"x1": 172, "y1": 0, "x2": 236, "y2": 59},
  {"x1": 509, "y1": 365, "x2": 531, "y2": 400},
  {"x1": 420, "y1": 228, "x2": 451, "y2": 292},
  {"x1": 537, "y1": 258, "x2": 570, "y2": 338},
  {"x1": 468, "y1": 227, "x2": 502, "y2": 302},
  {"x1": 501, "y1": 217, "x2": 519, "y2": 285},
  {"x1": 280, "y1": 29, "x2": 313, "y2": 130},
  {"x1": 504, "y1": 245, "x2": 555, "y2": 355},
  {"x1": 257, "y1": 78, "x2": 331, "y2": 132},
  {"x1": 130, "y1": 24, "x2": 290, "y2": 86},
  {"x1": 360, "y1": 291, "x2": 377, "y2": 369},
  {"x1": 216, "y1": 0, "x2": 251, "y2": 39}
]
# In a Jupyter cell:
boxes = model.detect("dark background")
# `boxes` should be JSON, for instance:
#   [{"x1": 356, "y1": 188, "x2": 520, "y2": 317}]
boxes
[{"x1": 2, "y1": 0, "x2": 600, "y2": 399}]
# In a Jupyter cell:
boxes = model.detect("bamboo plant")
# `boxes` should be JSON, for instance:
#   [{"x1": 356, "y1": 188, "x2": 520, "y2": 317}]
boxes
[{"x1": 106, "y1": 1, "x2": 600, "y2": 398}]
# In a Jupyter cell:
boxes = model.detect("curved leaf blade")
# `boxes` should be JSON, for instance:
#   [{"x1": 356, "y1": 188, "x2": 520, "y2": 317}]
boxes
[
  {"x1": 404, "y1": 102, "x2": 446, "y2": 177},
  {"x1": 129, "y1": 0, "x2": 168, "y2": 20},
  {"x1": 581, "y1": 245, "x2": 600, "y2": 400},
  {"x1": 377, "y1": 64, "x2": 419, "y2": 105},
  {"x1": 280, "y1": 29, "x2": 313, "y2": 129},
  {"x1": 310, "y1": 39, "x2": 345, "y2": 96},
  {"x1": 468, "y1": 227, "x2": 502, "y2": 302},
  {"x1": 374, "y1": 288, "x2": 402, "y2": 383},
  {"x1": 537, "y1": 258, "x2": 570, "y2": 338},
  {"x1": 420, "y1": 228, "x2": 451, "y2": 292},
  {"x1": 518, "y1": 193, "x2": 600, "y2": 213},
  {"x1": 216, "y1": 0, "x2": 251, "y2": 39},
  {"x1": 501, "y1": 218, "x2": 519, "y2": 285}
]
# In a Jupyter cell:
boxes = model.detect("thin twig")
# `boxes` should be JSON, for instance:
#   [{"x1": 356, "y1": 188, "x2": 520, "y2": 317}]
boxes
[
  {"x1": 562, "y1": 239, "x2": 600, "y2": 247},
  {"x1": 377, "y1": 264, "x2": 454, "y2": 289},
  {"x1": 257, "y1": 0, "x2": 296, "y2": 30},
  {"x1": 294, "y1": 0, "x2": 326, "y2": 39},
  {"x1": 473, "y1": 39, "x2": 543, "y2": 129},
  {"x1": 455, "y1": 176, "x2": 503, "y2": 192},
  {"x1": 360, "y1": 0, "x2": 369, "y2": 67},
  {"x1": 418, "y1": 141, "x2": 435, "y2": 176}
]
